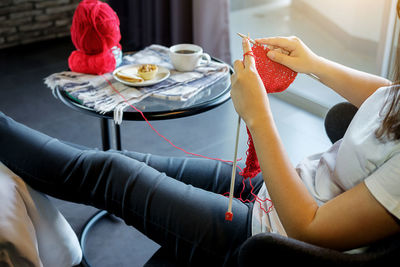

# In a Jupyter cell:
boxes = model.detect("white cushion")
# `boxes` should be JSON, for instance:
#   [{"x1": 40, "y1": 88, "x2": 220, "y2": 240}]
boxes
[{"x1": 0, "y1": 162, "x2": 82, "y2": 267}]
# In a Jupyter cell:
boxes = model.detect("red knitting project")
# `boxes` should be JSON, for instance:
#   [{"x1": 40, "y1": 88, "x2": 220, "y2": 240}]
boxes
[
  {"x1": 240, "y1": 44, "x2": 297, "y2": 178},
  {"x1": 68, "y1": 0, "x2": 121, "y2": 75}
]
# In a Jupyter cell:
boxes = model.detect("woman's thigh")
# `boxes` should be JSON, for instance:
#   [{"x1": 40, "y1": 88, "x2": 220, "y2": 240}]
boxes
[{"x1": 116, "y1": 150, "x2": 265, "y2": 200}]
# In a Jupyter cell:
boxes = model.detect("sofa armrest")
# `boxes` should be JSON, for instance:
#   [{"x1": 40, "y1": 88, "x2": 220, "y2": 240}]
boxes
[{"x1": 237, "y1": 232, "x2": 396, "y2": 267}]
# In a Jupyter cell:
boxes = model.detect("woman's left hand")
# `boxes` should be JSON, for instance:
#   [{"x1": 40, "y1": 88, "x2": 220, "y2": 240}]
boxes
[{"x1": 230, "y1": 38, "x2": 272, "y2": 130}]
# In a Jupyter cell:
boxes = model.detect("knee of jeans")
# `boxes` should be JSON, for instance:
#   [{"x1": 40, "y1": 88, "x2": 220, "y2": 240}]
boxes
[
  {"x1": 79, "y1": 150, "x2": 116, "y2": 165},
  {"x1": 78, "y1": 150, "x2": 139, "y2": 175}
]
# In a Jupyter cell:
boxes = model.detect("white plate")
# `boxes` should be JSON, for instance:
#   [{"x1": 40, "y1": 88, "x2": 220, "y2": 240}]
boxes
[{"x1": 113, "y1": 64, "x2": 170, "y2": 87}]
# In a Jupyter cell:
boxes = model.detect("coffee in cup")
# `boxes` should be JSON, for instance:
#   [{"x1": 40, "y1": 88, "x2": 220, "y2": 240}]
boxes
[{"x1": 169, "y1": 44, "x2": 211, "y2": 72}]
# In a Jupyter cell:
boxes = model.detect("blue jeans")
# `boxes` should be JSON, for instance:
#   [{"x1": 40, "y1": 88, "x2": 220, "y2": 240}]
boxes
[{"x1": 0, "y1": 112, "x2": 263, "y2": 266}]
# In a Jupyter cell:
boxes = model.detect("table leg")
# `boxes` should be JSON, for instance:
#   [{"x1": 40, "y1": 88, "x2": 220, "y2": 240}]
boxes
[
  {"x1": 115, "y1": 124, "x2": 122, "y2": 150},
  {"x1": 100, "y1": 118, "x2": 111, "y2": 151}
]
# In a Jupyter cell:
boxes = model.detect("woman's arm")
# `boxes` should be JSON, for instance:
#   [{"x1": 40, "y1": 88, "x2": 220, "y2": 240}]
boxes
[
  {"x1": 230, "y1": 38, "x2": 400, "y2": 250},
  {"x1": 256, "y1": 36, "x2": 391, "y2": 107},
  {"x1": 249, "y1": 114, "x2": 400, "y2": 250}
]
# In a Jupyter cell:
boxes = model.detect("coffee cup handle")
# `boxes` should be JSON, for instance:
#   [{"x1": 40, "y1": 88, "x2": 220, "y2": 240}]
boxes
[{"x1": 199, "y1": 53, "x2": 211, "y2": 66}]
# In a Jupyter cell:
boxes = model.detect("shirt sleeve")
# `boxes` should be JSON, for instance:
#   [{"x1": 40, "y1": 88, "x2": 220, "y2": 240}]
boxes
[{"x1": 365, "y1": 153, "x2": 400, "y2": 220}]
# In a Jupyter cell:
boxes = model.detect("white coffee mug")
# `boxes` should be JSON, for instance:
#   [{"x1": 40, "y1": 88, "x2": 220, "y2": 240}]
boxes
[{"x1": 169, "y1": 44, "x2": 211, "y2": 72}]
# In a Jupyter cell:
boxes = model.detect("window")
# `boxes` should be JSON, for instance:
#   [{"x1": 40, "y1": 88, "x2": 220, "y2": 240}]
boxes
[{"x1": 230, "y1": 0, "x2": 397, "y2": 116}]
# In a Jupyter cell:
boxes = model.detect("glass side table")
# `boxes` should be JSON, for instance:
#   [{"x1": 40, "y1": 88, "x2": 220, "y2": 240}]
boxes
[{"x1": 54, "y1": 57, "x2": 232, "y2": 151}]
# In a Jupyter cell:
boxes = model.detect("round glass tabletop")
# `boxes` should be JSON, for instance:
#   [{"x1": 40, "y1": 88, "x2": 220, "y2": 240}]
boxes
[{"x1": 55, "y1": 58, "x2": 233, "y2": 121}]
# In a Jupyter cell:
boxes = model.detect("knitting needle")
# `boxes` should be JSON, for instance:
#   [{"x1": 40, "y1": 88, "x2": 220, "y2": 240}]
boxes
[
  {"x1": 225, "y1": 115, "x2": 241, "y2": 221},
  {"x1": 237, "y1": 32, "x2": 320, "y2": 81},
  {"x1": 237, "y1": 32, "x2": 257, "y2": 45}
]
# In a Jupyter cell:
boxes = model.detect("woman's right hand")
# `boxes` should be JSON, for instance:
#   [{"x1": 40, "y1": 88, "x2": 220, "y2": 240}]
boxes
[{"x1": 255, "y1": 36, "x2": 320, "y2": 75}]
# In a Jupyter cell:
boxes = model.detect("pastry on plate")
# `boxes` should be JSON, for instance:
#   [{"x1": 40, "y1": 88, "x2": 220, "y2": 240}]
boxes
[
  {"x1": 137, "y1": 64, "x2": 158, "y2": 80},
  {"x1": 115, "y1": 68, "x2": 144, "y2": 83}
]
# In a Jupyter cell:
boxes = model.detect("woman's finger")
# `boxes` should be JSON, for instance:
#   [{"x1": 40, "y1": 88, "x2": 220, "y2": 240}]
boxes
[
  {"x1": 233, "y1": 59, "x2": 244, "y2": 73},
  {"x1": 267, "y1": 50, "x2": 292, "y2": 68},
  {"x1": 272, "y1": 47, "x2": 290, "y2": 55},
  {"x1": 256, "y1": 37, "x2": 297, "y2": 51},
  {"x1": 230, "y1": 72, "x2": 237, "y2": 85},
  {"x1": 242, "y1": 38, "x2": 256, "y2": 68}
]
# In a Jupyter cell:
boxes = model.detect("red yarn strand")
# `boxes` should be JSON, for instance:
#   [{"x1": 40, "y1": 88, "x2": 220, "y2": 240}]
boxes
[
  {"x1": 101, "y1": 75, "x2": 242, "y2": 165},
  {"x1": 101, "y1": 75, "x2": 274, "y2": 213},
  {"x1": 69, "y1": 0, "x2": 275, "y2": 214},
  {"x1": 243, "y1": 51, "x2": 255, "y2": 58}
]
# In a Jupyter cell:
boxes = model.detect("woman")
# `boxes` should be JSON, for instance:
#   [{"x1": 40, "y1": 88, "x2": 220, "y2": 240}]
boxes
[
  {"x1": 1, "y1": 14, "x2": 400, "y2": 267},
  {"x1": 230, "y1": 36, "x2": 399, "y2": 252}
]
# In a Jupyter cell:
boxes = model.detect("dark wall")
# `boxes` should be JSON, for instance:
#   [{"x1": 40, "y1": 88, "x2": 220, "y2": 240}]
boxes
[{"x1": 0, "y1": 0, "x2": 81, "y2": 49}]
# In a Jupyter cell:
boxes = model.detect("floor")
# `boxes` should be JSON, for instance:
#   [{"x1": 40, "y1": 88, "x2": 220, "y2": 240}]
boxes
[{"x1": 0, "y1": 38, "x2": 331, "y2": 267}]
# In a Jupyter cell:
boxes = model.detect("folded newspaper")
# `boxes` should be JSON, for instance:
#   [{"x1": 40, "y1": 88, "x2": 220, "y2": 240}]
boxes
[{"x1": 44, "y1": 45, "x2": 230, "y2": 124}]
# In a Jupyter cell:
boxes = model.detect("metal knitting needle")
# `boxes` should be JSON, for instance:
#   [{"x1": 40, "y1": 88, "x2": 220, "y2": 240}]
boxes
[
  {"x1": 237, "y1": 32, "x2": 320, "y2": 81},
  {"x1": 237, "y1": 32, "x2": 257, "y2": 45},
  {"x1": 225, "y1": 115, "x2": 241, "y2": 221}
]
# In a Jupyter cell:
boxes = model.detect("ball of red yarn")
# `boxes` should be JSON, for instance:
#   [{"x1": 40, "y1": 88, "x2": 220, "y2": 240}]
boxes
[
  {"x1": 68, "y1": 0, "x2": 121, "y2": 75},
  {"x1": 240, "y1": 44, "x2": 297, "y2": 179},
  {"x1": 68, "y1": 50, "x2": 117, "y2": 75}
]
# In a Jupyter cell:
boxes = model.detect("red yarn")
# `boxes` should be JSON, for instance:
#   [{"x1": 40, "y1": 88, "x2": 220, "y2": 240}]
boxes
[
  {"x1": 68, "y1": 0, "x2": 121, "y2": 75},
  {"x1": 68, "y1": 49, "x2": 117, "y2": 75},
  {"x1": 241, "y1": 128, "x2": 260, "y2": 178},
  {"x1": 102, "y1": 74, "x2": 274, "y2": 214},
  {"x1": 240, "y1": 44, "x2": 297, "y2": 178},
  {"x1": 253, "y1": 44, "x2": 297, "y2": 93}
]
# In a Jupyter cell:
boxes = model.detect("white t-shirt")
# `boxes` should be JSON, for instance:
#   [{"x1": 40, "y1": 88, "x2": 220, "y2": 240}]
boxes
[{"x1": 252, "y1": 86, "x2": 400, "y2": 236}]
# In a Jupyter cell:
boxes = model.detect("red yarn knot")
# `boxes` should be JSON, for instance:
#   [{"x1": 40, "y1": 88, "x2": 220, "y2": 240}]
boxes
[{"x1": 242, "y1": 51, "x2": 255, "y2": 61}]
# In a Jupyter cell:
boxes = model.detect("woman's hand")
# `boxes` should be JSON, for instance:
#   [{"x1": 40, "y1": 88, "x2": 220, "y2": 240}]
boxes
[
  {"x1": 256, "y1": 36, "x2": 320, "y2": 75},
  {"x1": 230, "y1": 38, "x2": 272, "y2": 129},
  {"x1": 257, "y1": 36, "x2": 390, "y2": 107}
]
